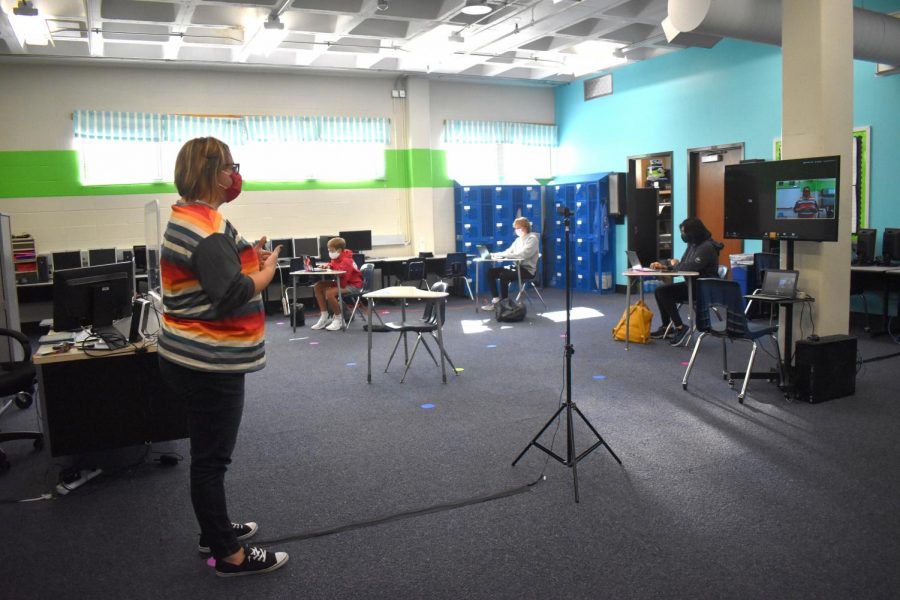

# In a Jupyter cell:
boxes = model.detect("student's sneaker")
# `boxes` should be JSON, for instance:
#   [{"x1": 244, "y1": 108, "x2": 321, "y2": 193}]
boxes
[
  {"x1": 670, "y1": 326, "x2": 691, "y2": 346},
  {"x1": 214, "y1": 546, "x2": 289, "y2": 578},
  {"x1": 198, "y1": 522, "x2": 258, "y2": 554},
  {"x1": 650, "y1": 326, "x2": 673, "y2": 340},
  {"x1": 310, "y1": 313, "x2": 332, "y2": 330},
  {"x1": 481, "y1": 297, "x2": 500, "y2": 311},
  {"x1": 326, "y1": 315, "x2": 344, "y2": 331}
]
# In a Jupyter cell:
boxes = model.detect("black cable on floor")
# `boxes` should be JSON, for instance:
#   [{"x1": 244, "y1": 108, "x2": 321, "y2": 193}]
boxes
[
  {"x1": 257, "y1": 475, "x2": 544, "y2": 546},
  {"x1": 860, "y1": 351, "x2": 900, "y2": 364}
]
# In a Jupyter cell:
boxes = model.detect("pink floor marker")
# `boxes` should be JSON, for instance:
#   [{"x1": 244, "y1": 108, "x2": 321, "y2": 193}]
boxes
[
  {"x1": 207, "y1": 558, "x2": 216, "y2": 567},
  {"x1": 310, "y1": 341, "x2": 319, "y2": 346},
  {"x1": 680, "y1": 361, "x2": 690, "y2": 366}
]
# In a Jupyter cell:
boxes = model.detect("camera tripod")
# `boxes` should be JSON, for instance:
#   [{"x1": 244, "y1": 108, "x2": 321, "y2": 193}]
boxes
[{"x1": 512, "y1": 206, "x2": 621, "y2": 502}]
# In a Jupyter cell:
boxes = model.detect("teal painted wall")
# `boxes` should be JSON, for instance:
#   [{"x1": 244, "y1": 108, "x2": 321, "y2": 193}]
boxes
[{"x1": 556, "y1": 4, "x2": 900, "y2": 281}]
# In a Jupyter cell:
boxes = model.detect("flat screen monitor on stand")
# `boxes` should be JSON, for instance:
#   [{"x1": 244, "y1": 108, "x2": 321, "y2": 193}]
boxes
[
  {"x1": 338, "y1": 230, "x2": 372, "y2": 254},
  {"x1": 52, "y1": 251, "x2": 83, "y2": 273},
  {"x1": 853, "y1": 229, "x2": 876, "y2": 265},
  {"x1": 52, "y1": 261, "x2": 135, "y2": 348},
  {"x1": 882, "y1": 228, "x2": 900, "y2": 264}
]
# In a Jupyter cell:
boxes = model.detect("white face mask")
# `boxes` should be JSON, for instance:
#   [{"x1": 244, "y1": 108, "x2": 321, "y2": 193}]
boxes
[
  {"x1": 328, "y1": 251, "x2": 340, "y2": 259},
  {"x1": 515, "y1": 228, "x2": 525, "y2": 237}
]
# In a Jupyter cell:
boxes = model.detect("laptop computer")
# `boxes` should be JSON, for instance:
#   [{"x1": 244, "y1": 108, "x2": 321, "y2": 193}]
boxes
[
  {"x1": 748, "y1": 269, "x2": 799, "y2": 301},
  {"x1": 626, "y1": 250, "x2": 657, "y2": 272},
  {"x1": 475, "y1": 244, "x2": 492, "y2": 260}
]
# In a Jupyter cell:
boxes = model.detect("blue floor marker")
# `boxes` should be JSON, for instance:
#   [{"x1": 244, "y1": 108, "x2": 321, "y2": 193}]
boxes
[
  {"x1": 346, "y1": 362, "x2": 356, "y2": 367},
  {"x1": 486, "y1": 344, "x2": 497, "y2": 348},
  {"x1": 420, "y1": 403, "x2": 435, "y2": 409},
  {"x1": 592, "y1": 374, "x2": 607, "y2": 380}
]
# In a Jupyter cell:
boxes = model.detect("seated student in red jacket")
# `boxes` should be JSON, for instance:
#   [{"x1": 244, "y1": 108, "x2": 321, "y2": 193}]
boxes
[{"x1": 310, "y1": 237, "x2": 363, "y2": 331}]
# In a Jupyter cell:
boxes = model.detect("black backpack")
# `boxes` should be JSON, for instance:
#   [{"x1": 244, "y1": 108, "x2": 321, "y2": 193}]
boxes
[{"x1": 494, "y1": 298, "x2": 526, "y2": 322}]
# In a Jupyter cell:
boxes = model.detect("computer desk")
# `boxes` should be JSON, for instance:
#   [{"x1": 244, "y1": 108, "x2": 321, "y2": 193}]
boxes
[
  {"x1": 34, "y1": 341, "x2": 188, "y2": 457},
  {"x1": 472, "y1": 257, "x2": 522, "y2": 312},
  {"x1": 622, "y1": 269, "x2": 699, "y2": 350},
  {"x1": 850, "y1": 265, "x2": 900, "y2": 334},
  {"x1": 289, "y1": 269, "x2": 345, "y2": 333}
]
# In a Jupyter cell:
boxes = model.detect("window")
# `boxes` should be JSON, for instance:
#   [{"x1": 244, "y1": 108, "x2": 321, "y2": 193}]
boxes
[{"x1": 78, "y1": 138, "x2": 163, "y2": 185}]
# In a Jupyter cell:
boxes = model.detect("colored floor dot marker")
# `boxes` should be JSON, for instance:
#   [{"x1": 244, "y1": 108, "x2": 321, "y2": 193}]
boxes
[
  {"x1": 592, "y1": 374, "x2": 607, "y2": 380},
  {"x1": 486, "y1": 344, "x2": 497, "y2": 348},
  {"x1": 560, "y1": 334, "x2": 567, "y2": 338},
  {"x1": 454, "y1": 367, "x2": 464, "y2": 372},
  {"x1": 207, "y1": 558, "x2": 216, "y2": 568},
  {"x1": 680, "y1": 361, "x2": 690, "y2": 366},
  {"x1": 275, "y1": 321, "x2": 285, "y2": 326},
  {"x1": 310, "y1": 341, "x2": 319, "y2": 346},
  {"x1": 346, "y1": 362, "x2": 356, "y2": 367},
  {"x1": 421, "y1": 403, "x2": 435, "y2": 409}
]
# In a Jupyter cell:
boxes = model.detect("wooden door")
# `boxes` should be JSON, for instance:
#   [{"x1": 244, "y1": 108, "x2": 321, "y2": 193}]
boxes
[{"x1": 691, "y1": 148, "x2": 743, "y2": 268}]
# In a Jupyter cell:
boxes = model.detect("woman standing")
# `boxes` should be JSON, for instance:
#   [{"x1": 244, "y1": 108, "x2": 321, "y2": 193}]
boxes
[{"x1": 158, "y1": 137, "x2": 288, "y2": 577}]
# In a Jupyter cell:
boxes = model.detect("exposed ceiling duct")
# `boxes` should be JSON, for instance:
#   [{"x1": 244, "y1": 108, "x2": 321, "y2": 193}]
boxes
[{"x1": 662, "y1": 0, "x2": 900, "y2": 67}]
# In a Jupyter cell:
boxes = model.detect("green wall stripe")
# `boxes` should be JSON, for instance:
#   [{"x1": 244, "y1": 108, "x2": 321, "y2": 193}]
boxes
[{"x1": 0, "y1": 149, "x2": 451, "y2": 198}]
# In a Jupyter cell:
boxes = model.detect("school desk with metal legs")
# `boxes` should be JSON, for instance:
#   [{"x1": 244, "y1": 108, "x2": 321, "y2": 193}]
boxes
[
  {"x1": 34, "y1": 343, "x2": 187, "y2": 457},
  {"x1": 290, "y1": 269, "x2": 345, "y2": 333},
  {"x1": 473, "y1": 257, "x2": 522, "y2": 312},
  {"x1": 363, "y1": 286, "x2": 450, "y2": 383}
]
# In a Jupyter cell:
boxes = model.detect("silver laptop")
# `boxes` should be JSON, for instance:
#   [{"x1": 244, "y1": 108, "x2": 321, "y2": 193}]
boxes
[
  {"x1": 626, "y1": 250, "x2": 654, "y2": 271},
  {"x1": 476, "y1": 244, "x2": 491, "y2": 260},
  {"x1": 750, "y1": 269, "x2": 799, "y2": 301}
]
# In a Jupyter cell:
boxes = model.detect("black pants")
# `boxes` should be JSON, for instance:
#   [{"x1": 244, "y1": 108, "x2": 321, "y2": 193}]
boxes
[
  {"x1": 654, "y1": 281, "x2": 689, "y2": 328},
  {"x1": 159, "y1": 357, "x2": 246, "y2": 559},
  {"x1": 487, "y1": 266, "x2": 533, "y2": 299}
]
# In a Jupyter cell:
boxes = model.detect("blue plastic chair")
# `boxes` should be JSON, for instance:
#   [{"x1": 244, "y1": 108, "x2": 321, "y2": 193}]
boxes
[{"x1": 681, "y1": 278, "x2": 783, "y2": 403}]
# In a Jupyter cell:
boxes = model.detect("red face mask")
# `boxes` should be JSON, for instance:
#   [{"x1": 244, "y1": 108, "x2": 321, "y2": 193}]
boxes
[{"x1": 222, "y1": 171, "x2": 242, "y2": 202}]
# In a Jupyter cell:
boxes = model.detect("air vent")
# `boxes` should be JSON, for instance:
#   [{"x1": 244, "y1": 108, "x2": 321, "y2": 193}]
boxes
[{"x1": 584, "y1": 74, "x2": 612, "y2": 101}]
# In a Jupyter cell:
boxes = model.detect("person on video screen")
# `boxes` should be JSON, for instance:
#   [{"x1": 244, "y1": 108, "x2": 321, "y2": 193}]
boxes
[{"x1": 793, "y1": 186, "x2": 819, "y2": 218}]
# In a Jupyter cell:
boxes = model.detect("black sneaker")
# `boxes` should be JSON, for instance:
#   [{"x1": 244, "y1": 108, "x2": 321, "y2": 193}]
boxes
[
  {"x1": 198, "y1": 522, "x2": 258, "y2": 554},
  {"x1": 215, "y1": 546, "x2": 289, "y2": 578},
  {"x1": 670, "y1": 326, "x2": 691, "y2": 346},
  {"x1": 650, "y1": 326, "x2": 672, "y2": 340}
]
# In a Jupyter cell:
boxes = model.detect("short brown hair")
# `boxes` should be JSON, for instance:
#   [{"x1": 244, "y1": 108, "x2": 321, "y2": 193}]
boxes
[
  {"x1": 513, "y1": 217, "x2": 531, "y2": 232},
  {"x1": 328, "y1": 237, "x2": 346, "y2": 251},
  {"x1": 174, "y1": 137, "x2": 233, "y2": 201}
]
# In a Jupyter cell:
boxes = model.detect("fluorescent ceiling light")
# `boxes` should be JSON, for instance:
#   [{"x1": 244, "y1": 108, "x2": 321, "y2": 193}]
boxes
[
  {"x1": 237, "y1": 15, "x2": 287, "y2": 61},
  {"x1": 461, "y1": 1, "x2": 492, "y2": 16},
  {"x1": 11, "y1": 0, "x2": 52, "y2": 46}
]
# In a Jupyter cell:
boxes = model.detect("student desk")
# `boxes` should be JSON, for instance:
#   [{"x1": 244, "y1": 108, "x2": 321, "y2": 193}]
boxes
[
  {"x1": 289, "y1": 269, "x2": 345, "y2": 333},
  {"x1": 34, "y1": 342, "x2": 187, "y2": 457},
  {"x1": 367, "y1": 255, "x2": 447, "y2": 289},
  {"x1": 363, "y1": 286, "x2": 450, "y2": 383},
  {"x1": 472, "y1": 257, "x2": 523, "y2": 312},
  {"x1": 622, "y1": 270, "x2": 699, "y2": 350}
]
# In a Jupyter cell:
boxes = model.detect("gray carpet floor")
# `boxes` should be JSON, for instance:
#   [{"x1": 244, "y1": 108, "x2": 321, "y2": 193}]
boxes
[{"x1": 2, "y1": 288, "x2": 899, "y2": 599}]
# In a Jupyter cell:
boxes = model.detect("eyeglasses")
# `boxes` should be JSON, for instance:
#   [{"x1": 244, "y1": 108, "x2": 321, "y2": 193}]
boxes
[{"x1": 227, "y1": 163, "x2": 240, "y2": 174}]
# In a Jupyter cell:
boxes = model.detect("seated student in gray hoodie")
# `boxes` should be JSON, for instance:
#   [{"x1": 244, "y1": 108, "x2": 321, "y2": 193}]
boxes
[
  {"x1": 482, "y1": 217, "x2": 540, "y2": 310},
  {"x1": 649, "y1": 217, "x2": 724, "y2": 345}
]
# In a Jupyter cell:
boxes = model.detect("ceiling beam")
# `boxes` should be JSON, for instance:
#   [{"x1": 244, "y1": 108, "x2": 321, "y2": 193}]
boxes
[{"x1": 84, "y1": 0, "x2": 103, "y2": 57}]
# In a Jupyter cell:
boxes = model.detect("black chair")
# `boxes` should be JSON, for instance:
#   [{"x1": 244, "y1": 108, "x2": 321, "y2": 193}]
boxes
[
  {"x1": 401, "y1": 259, "x2": 428, "y2": 290},
  {"x1": 351, "y1": 253, "x2": 365, "y2": 268},
  {"x1": 663, "y1": 264, "x2": 727, "y2": 341},
  {"x1": 344, "y1": 263, "x2": 381, "y2": 328},
  {"x1": 0, "y1": 328, "x2": 43, "y2": 472},
  {"x1": 681, "y1": 278, "x2": 783, "y2": 403},
  {"x1": 513, "y1": 254, "x2": 546, "y2": 310},
  {"x1": 384, "y1": 281, "x2": 458, "y2": 383},
  {"x1": 440, "y1": 252, "x2": 474, "y2": 300}
]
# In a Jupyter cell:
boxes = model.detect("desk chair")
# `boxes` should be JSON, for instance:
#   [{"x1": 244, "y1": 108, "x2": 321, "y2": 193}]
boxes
[
  {"x1": 385, "y1": 282, "x2": 458, "y2": 383},
  {"x1": 513, "y1": 255, "x2": 546, "y2": 310},
  {"x1": 351, "y1": 253, "x2": 365, "y2": 268},
  {"x1": 344, "y1": 263, "x2": 376, "y2": 328},
  {"x1": 662, "y1": 264, "x2": 728, "y2": 342},
  {"x1": 401, "y1": 259, "x2": 428, "y2": 291},
  {"x1": 682, "y1": 278, "x2": 782, "y2": 403},
  {"x1": 0, "y1": 328, "x2": 43, "y2": 472},
  {"x1": 440, "y1": 252, "x2": 474, "y2": 300}
]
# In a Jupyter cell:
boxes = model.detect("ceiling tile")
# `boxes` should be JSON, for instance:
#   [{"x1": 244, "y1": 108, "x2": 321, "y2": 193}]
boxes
[
  {"x1": 600, "y1": 23, "x2": 657, "y2": 44},
  {"x1": 603, "y1": 0, "x2": 666, "y2": 20},
  {"x1": 103, "y1": 42, "x2": 166, "y2": 60},
  {"x1": 370, "y1": 56, "x2": 399, "y2": 70},
  {"x1": 370, "y1": 0, "x2": 445, "y2": 20},
  {"x1": 100, "y1": 0, "x2": 178, "y2": 23},
  {"x1": 101, "y1": 23, "x2": 171, "y2": 43},
  {"x1": 283, "y1": 12, "x2": 339, "y2": 33},
  {"x1": 177, "y1": 45, "x2": 237, "y2": 62},
  {"x1": 47, "y1": 19, "x2": 87, "y2": 39},
  {"x1": 184, "y1": 27, "x2": 243, "y2": 45},
  {"x1": 556, "y1": 18, "x2": 611, "y2": 37},
  {"x1": 190, "y1": 6, "x2": 247, "y2": 28},
  {"x1": 290, "y1": 0, "x2": 363, "y2": 13},
  {"x1": 25, "y1": 39, "x2": 91, "y2": 57},
  {"x1": 518, "y1": 36, "x2": 557, "y2": 51},
  {"x1": 327, "y1": 36, "x2": 381, "y2": 54},
  {"x1": 348, "y1": 18, "x2": 409, "y2": 39}
]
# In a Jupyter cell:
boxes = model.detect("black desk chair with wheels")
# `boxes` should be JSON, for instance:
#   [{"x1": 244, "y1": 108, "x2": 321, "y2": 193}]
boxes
[
  {"x1": 384, "y1": 282, "x2": 458, "y2": 383},
  {"x1": 440, "y1": 252, "x2": 474, "y2": 300},
  {"x1": 0, "y1": 328, "x2": 43, "y2": 472},
  {"x1": 682, "y1": 278, "x2": 783, "y2": 403}
]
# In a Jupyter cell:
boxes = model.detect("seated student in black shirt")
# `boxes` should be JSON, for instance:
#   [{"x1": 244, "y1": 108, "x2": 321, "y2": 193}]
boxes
[{"x1": 649, "y1": 217, "x2": 724, "y2": 345}]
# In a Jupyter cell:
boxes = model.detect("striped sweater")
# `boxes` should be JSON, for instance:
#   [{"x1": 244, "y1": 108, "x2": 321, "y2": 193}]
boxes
[{"x1": 158, "y1": 202, "x2": 266, "y2": 373}]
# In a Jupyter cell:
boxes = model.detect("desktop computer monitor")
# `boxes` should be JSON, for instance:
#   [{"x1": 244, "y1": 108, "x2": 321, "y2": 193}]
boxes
[
  {"x1": 88, "y1": 248, "x2": 117, "y2": 266},
  {"x1": 133, "y1": 245, "x2": 148, "y2": 273},
  {"x1": 338, "y1": 230, "x2": 372, "y2": 252},
  {"x1": 53, "y1": 261, "x2": 135, "y2": 331},
  {"x1": 294, "y1": 237, "x2": 319, "y2": 258},
  {"x1": 854, "y1": 229, "x2": 876, "y2": 265},
  {"x1": 270, "y1": 238, "x2": 294, "y2": 260},
  {"x1": 52, "y1": 251, "x2": 83, "y2": 272},
  {"x1": 883, "y1": 228, "x2": 900, "y2": 264}
]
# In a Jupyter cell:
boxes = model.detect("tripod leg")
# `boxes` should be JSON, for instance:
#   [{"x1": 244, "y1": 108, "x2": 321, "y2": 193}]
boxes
[
  {"x1": 572, "y1": 403, "x2": 622, "y2": 465},
  {"x1": 512, "y1": 402, "x2": 567, "y2": 466},
  {"x1": 566, "y1": 402, "x2": 580, "y2": 503}
]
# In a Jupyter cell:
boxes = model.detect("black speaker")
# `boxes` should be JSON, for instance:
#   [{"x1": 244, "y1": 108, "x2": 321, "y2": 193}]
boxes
[
  {"x1": 794, "y1": 335, "x2": 857, "y2": 403},
  {"x1": 37, "y1": 254, "x2": 50, "y2": 282},
  {"x1": 608, "y1": 172, "x2": 626, "y2": 219}
]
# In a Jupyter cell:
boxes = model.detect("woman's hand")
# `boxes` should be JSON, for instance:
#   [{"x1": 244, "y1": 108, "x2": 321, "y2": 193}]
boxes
[
  {"x1": 253, "y1": 236, "x2": 273, "y2": 269},
  {"x1": 650, "y1": 261, "x2": 663, "y2": 270}
]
